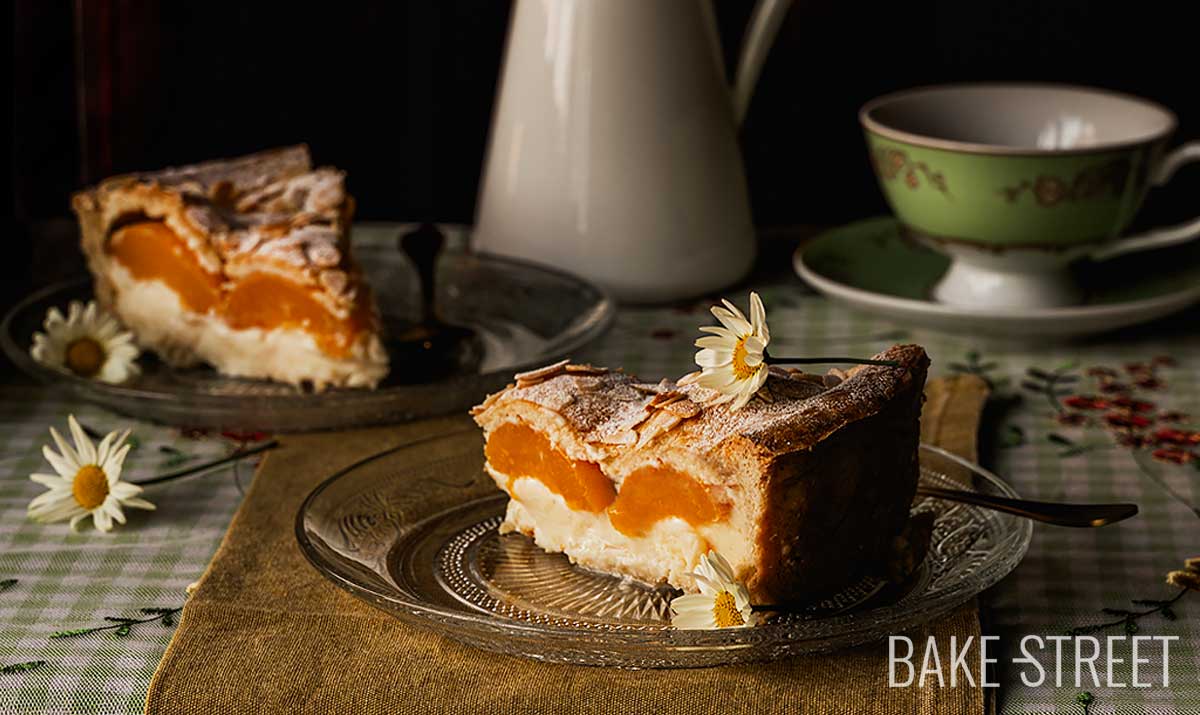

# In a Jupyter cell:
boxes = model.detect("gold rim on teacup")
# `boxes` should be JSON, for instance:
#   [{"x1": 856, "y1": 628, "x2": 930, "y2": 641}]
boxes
[{"x1": 860, "y1": 82, "x2": 1177, "y2": 156}]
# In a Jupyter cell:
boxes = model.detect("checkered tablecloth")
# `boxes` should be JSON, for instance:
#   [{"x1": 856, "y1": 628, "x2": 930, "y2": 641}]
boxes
[{"x1": 1, "y1": 283, "x2": 1197, "y2": 714}]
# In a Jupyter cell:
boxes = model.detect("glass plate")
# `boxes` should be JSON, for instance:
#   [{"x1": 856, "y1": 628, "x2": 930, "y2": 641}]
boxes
[
  {"x1": 296, "y1": 430, "x2": 1032, "y2": 668},
  {"x1": 0, "y1": 225, "x2": 614, "y2": 431}
]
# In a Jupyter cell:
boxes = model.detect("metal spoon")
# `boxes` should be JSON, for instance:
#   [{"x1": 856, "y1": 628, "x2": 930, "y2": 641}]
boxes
[
  {"x1": 916, "y1": 444, "x2": 1138, "y2": 528},
  {"x1": 392, "y1": 224, "x2": 481, "y2": 382},
  {"x1": 916, "y1": 486, "x2": 1138, "y2": 527}
]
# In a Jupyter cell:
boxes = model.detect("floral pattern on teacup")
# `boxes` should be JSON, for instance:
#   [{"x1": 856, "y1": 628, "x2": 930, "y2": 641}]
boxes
[
  {"x1": 997, "y1": 157, "x2": 1132, "y2": 206},
  {"x1": 870, "y1": 148, "x2": 951, "y2": 198}
]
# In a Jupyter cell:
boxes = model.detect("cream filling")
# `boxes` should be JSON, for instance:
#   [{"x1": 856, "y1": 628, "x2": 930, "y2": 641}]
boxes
[
  {"x1": 490, "y1": 468, "x2": 752, "y2": 593},
  {"x1": 106, "y1": 263, "x2": 388, "y2": 389}
]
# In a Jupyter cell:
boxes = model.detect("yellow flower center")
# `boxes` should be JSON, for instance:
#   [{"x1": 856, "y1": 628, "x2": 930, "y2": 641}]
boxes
[
  {"x1": 65, "y1": 338, "x2": 106, "y2": 377},
  {"x1": 72, "y1": 465, "x2": 109, "y2": 510},
  {"x1": 712, "y1": 590, "x2": 745, "y2": 628},
  {"x1": 731, "y1": 338, "x2": 756, "y2": 381}
]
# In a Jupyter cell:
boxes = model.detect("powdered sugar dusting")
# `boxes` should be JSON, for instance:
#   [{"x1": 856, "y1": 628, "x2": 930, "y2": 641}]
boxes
[
  {"x1": 234, "y1": 168, "x2": 346, "y2": 215},
  {"x1": 478, "y1": 345, "x2": 929, "y2": 455},
  {"x1": 124, "y1": 146, "x2": 355, "y2": 296},
  {"x1": 141, "y1": 145, "x2": 310, "y2": 196}
]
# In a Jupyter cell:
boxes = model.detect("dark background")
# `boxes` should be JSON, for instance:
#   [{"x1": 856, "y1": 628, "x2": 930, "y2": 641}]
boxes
[{"x1": 10, "y1": 0, "x2": 1200, "y2": 298}]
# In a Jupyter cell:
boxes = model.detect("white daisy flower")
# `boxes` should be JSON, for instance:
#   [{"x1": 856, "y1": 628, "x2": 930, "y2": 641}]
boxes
[
  {"x1": 27, "y1": 415, "x2": 155, "y2": 532},
  {"x1": 30, "y1": 300, "x2": 140, "y2": 384},
  {"x1": 670, "y1": 550, "x2": 757, "y2": 629},
  {"x1": 678, "y1": 291, "x2": 770, "y2": 411}
]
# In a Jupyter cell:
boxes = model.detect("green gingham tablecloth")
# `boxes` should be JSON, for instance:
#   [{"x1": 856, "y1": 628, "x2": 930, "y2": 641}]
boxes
[{"x1": 1, "y1": 284, "x2": 1198, "y2": 714}]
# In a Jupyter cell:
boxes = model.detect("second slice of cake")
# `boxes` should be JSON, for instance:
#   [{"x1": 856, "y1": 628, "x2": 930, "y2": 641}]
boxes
[
  {"x1": 72, "y1": 145, "x2": 388, "y2": 390},
  {"x1": 472, "y1": 344, "x2": 930, "y2": 604}
]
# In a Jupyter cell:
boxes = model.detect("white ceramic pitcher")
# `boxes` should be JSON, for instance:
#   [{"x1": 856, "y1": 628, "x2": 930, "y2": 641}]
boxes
[{"x1": 474, "y1": 0, "x2": 793, "y2": 303}]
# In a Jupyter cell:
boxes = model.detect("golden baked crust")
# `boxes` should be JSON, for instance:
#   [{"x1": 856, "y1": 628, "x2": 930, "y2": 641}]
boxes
[
  {"x1": 472, "y1": 344, "x2": 930, "y2": 603},
  {"x1": 71, "y1": 146, "x2": 388, "y2": 389}
]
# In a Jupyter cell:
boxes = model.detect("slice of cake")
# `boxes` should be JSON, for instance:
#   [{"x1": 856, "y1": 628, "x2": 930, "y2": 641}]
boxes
[
  {"x1": 71, "y1": 145, "x2": 388, "y2": 390},
  {"x1": 472, "y1": 345, "x2": 929, "y2": 604}
]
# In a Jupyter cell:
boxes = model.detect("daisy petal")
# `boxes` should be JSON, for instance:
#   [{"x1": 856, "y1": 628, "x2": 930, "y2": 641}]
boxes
[
  {"x1": 719, "y1": 299, "x2": 748, "y2": 323},
  {"x1": 121, "y1": 497, "x2": 156, "y2": 511},
  {"x1": 696, "y1": 370, "x2": 739, "y2": 390},
  {"x1": 698, "y1": 325, "x2": 738, "y2": 340},
  {"x1": 706, "y1": 551, "x2": 738, "y2": 583},
  {"x1": 68, "y1": 415, "x2": 97, "y2": 465},
  {"x1": 671, "y1": 594, "x2": 714, "y2": 611},
  {"x1": 671, "y1": 612, "x2": 717, "y2": 630},
  {"x1": 729, "y1": 390, "x2": 754, "y2": 412},
  {"x1": 48, "y1": 427, "x2": 81, "y2": 473},
  {"x1": 94, "y1": 431, "x2": 117, "y2": 468},
  {"x1": 694, "y1": 336, "x2": 732, "y2": 350},
  {"x1": 104, "y1": 443, "x2": 132, "y2": 485},
  {"x1": 692, "y1": 573, "x2": 722, "y2": 597},
  {"x1": 28, "y1": 490, "x2": 62, "y2": 510},
  {"x1": 748, "y1": 366, "x2": 769, "y2": 393},
  {"x1": 105, "y1": 500, "x2": 127, "y2": 525},
  {"x1": 707, "y1": 392, "x2": 735, "y2": 406},
  {"x1": 109, "y1": 481, "x2": 143, "y2": 499},
  {"x1": 98, "y1": 364, "x2": 131, "y2": 385},
  {"x1": 749, "y1": 292, "x2": 769, "y2": 342},
  {"x1": 695, "y1": 349, "x2": 733, "y2": 369},
  {"x1": 30, "y1": 497, "x2": 83, "y2": 523},
  {"x1": 711, "y1": 307, "x2": 751, "y2": 336},
  {"x1": 41, "y1": 445, "x2": 74, "y2": 480},
  {"x1": 30, "y1": 473, "x2": 67, "y2": 489},
  {"x1": 43, "y1": 306, "x2": 66, "y2": 330}
]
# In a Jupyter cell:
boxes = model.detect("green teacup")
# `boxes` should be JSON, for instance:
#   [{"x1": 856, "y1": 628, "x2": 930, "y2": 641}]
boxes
[{"x1": 860, "y1": 84, "x2": 1199, "y2": 309}]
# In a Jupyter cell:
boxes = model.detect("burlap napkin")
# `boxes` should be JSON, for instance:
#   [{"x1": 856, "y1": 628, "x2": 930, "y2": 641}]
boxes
[{"x1": 146, "y1": 375, "x2": 993, "y2": 715}]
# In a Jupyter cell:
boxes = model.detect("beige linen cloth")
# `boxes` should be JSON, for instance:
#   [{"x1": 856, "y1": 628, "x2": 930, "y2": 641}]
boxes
[{"x1": 146, "y1": 375, "x2": 994, "y2": 714}]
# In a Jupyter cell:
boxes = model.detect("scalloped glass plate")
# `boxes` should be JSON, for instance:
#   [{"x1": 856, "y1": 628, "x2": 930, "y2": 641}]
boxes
[
  {"x1": 296, "y1": 430, "x2": 1032, "y2": 668},
  {"x1": 0, "y1": 225, "x2": 613, "y2": 431}
]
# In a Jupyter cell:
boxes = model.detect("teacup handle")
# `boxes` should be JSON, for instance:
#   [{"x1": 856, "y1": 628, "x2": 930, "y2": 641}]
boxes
[{"x1": 1090, "y1": 142, "x2": 1200, "y2": 261}]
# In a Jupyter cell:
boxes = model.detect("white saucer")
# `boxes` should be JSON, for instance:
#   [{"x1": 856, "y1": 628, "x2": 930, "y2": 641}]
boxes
[{"x1": 793, "y1": 217, "x2": 1200, "y2": 338}]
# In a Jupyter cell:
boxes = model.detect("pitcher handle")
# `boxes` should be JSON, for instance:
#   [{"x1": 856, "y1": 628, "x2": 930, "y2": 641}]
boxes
[
  {"x1": 731, "y1": 0, "x2": 794, "y2": 126},
  {"x1": 1089, "y1": 142, "x2": 1200, "y2": 261}
]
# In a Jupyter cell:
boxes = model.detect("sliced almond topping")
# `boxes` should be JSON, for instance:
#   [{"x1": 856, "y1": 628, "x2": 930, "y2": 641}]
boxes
[
  {"x1": 615, "y1": 391, "x2": 648, "y2": 403},
  {"x1": 469, "y1": 385, "x2": 513, "y2": 415},
  {"x1": 824, "y1": 367, "x2": 849, "y2": 388},
  {"x1": 661, "y1": 398, "x2": 702, "y2": 419},
  {"x1": 592, "y1": 428, "x2": 638, "y2": 446},
  {"x1": 289, "y1": 211, "x2": 322, "y2": 228},
  {"x1": 621, "y1": 405, "x2": 655, "y2": 432},
  {"x1": 565, "y1": 363, "x2": 608, "y2": 375},
  {"x1": 575, "y1": 378, "x2": 606, "y2": 393},
  {"x1": 304, "y1": 239, "x2": 341, "y2": 268},
  {"x1": 515, "y1": 359, "x2": 570, "y2": 386},
  {"x1": 318, "y1": 269, "x2": 349, "y2": 296},
  {"x1": 185, "y1": 206, "x2": 228, "y2": 235},
  {"x1": 648, "y1": 390, "x2": 685, "y2": 408},
  {"x1": 635, "y1": 411, "x2": 683, "y2": 449},
  {"x1": 235, "y1": 178, "x2": 286, "y2": 212}
]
